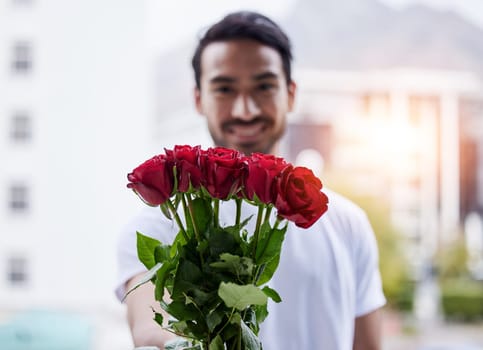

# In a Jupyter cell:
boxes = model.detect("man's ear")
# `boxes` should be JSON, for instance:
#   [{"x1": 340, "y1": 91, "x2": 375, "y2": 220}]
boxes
[
  {"x1": 287, "y1": 81, "x2": 297, "y2": 112},
  {"x1": 194, "y1": 87, "x2": 203, "y2": 114}
]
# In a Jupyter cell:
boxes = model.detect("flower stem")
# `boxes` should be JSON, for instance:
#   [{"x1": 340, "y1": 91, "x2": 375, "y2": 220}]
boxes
[
  {"x1": 185, "y1": 194, "x2": 201, "y2": 242},
  {"x1": 214, "y1": 308, "x2": 235, "y2": 340},
  {"x1": 237, "y1": 326, "x2": 242, "y2": 350},
  {"x1": 184, "y1": 194, "x2": 205, "y2": 265},
  {"x1": 273, "y1": 217, "x2": 282, "y2": 231},
  {"x1": 235, "y1": 198, "x2": 242, "y2": 227},
  {"x1": 180, "y1": 194, "x2": 191, "y2": 235},
  {"x1": 263, "y1": 205, "x2": 273, "y2": 224},
  {"x1": 251, "y1": 204, "x2": 265, "y2": 260},
  {"x1": 166, "y1": 198, "x2": 189, "y2": 242},
  {"x1": 213, "y1": 198, "x2": 220, "y2": 228}
]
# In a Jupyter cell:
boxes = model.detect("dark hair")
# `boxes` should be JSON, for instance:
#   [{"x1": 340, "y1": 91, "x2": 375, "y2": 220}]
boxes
[{"x1": 192, "y1": 11, "x2": 293, "y2": 89}]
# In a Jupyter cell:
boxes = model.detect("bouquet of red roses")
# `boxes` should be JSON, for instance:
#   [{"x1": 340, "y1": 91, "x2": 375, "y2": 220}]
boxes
[{"x1": 125, "y1": 145, "x2": 328, "y2": 350}]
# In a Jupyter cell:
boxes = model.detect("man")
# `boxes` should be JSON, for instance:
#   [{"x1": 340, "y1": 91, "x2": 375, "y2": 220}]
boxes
[{"x1": 116, "y1": 11, "x2": 386, "y2": 349}]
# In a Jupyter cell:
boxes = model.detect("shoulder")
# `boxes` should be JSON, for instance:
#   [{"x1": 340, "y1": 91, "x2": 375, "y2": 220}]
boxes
[
  {"x1": 325, "y1": 188, "x2": 365, "y2": 214},
  {"x1": 312, "y1": 188, "x2": 379, "y2": 262},
  {"x1": 321, "y1": 188, "x2": 370, "y2": 233}
]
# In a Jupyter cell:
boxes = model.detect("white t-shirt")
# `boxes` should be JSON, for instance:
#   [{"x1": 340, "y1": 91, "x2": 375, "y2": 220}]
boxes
[{"x1": 115, "y1": 189, "x2": 386, "y2": 350}]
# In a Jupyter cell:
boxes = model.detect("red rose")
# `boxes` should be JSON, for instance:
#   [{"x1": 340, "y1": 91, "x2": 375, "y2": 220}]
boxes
[
  {"x1": 166, "y1": 145, "x2": 202, "y2": 192},
  {"x1": 127, "y1": 154, "x2": 174, "y2": 206},
  {"x1": 274, "y1": 166, "x2": 329, "y2": 228},
  {"x1": 200, "y1": 147, "x2": 246, "y2": 199},
  {"x1": 244, "y1": 153, "x2": 290, "y2": 204}
]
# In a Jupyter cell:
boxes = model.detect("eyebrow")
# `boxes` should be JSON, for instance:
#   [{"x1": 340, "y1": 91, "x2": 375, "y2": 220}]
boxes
[
  {"x1": 253, "y1": 72, "x2": 278, "y2": 81},
  {"x1": 209, "y1": 76, "x2": 236, "y2": 85},
  {"x1": 209, "y1": 71, "x2": 279, "y2": 85}
]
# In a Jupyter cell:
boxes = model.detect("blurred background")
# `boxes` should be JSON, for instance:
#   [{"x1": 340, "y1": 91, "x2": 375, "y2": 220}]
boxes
[{"x1": 1, "y1": 0, "x2": 483, "y2": 349}]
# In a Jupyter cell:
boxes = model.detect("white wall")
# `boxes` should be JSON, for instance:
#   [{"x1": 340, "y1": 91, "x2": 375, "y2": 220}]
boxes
[{"x1": 0, "y1": 0, "x2": 152, "y2": 311}]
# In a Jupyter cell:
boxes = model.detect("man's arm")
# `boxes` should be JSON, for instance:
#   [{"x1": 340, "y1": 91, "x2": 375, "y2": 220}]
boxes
[
  {"x1": 353, "y1": 308, "x2": 383, "y2": 350},
  {"x1": 125, "y1": 273, "x2": 175, "y2": 348}
]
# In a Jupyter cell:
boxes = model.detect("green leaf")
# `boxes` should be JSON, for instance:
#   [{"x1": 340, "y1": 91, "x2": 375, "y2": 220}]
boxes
[
  {"x1": 164, "y1": 337, "x2": 192, "y2": 350},
  {"x1": 155, "y1": 262, "x2": 175, "y2": 301},
  {"x1": 155, "y1": 243, "x2": 171, "y2": 263},
  {"x1": 262, "y1": 286, "x2": 282, "y2": 303},
  {"x1": 172, "y1": 259, "x2": 203, "y2": 299},
  {"x1": 196, "y1": 239, "x2": 209, "y2": 255},
  {"x1": 254, "y1": 304, "x2": 269, "y2": 325},
  {"x1": 255, "y1": 224, "x2": 286, "y2": 264},
  {"x1": 210, "y1": 253, "x2": 254, "y2": 277},
  {"x1": 224, "y1": 214, "x2": 252, "y2": 237},
  {"x1": 205, "y1": 306, "x2": 224, "y2": 332},
  {"x1": 208, "y1": 231, "x2": 238, "y2": 257},
  {"x1": 218, "y1": 282, "x2": 267, "y2": 311},
  {"x1": 166, "y1": 300, "x2": 200, "y2": 321},
  {"x1": 239, "y1": 215, "x2": 253, "y2": 229},
  {"x1": 230, "y1": 312, "x2": 242, "y2": 325},
  {"x1": 191, "y1": 197, "x2": 213, "y2": 234},
  {"x1": 191, "y1": 289, "x2": 215, "y2": 307},
  {"x1": 242, "y1": 308, "x2": 258, "y2": 333},
  {"x1": 255, "y1": 254, "x2": 280, "y2": 286},
  {"x1": 184, "y1": 293, "x2": 198, "y2": 308},
  {"x1": 209, "y1": 335, "x2": 224, "y2": 350},
  {"x1": 122, "y1": 262, "x2": 163, "y2": 302},
  {"x1": 171, "y1": 229, "x2": 188, "y2": 257},
  {"x1": 136, "y1": 232, "x2": 161, "y2": 269},
  {"x1": 153, "y1": 310, "x2": 164, "y2": 326},
  {"x1": 241, "y1": 321, "x2": 261, "y2": 350},
  {"x1": 169, "y1": 320, "x2": 188, "y2": 334},
  {"x1": 160, "y1": 202, "x2": 172, "y2": 220}
]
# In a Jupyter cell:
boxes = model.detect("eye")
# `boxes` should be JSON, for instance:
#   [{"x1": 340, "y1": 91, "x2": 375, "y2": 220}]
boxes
[
  {"x1": 214, "y1": 86, "x2": 234, "y2": 94},
  {"x1": 257, "y1": 83, "x2": 276, "y2": 92}
]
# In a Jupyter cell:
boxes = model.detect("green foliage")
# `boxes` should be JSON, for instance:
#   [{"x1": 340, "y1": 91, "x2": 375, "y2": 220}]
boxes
[
  {"x1": 165, "y1": 338, "x2": 201, "y2": 350},
  {"x1": 254, "y1": 222, "x2": 286, "y2": 264},
  {"x1": 240, "y1": 321, "x2": 262, "y2": 350},
  {"x1": 440, "y1": 278, "x2": 483, "y2": 321},
  {"x1": 435, "y1": 239, "x2": 483, "y2": 321},
  {"x1": 126, "y1": 194, "x2": 289, "y2": 350},
  {"x1": 209, "y1": 335, "x2": 224, "y2": 350},
  {"x1": 255, "y1": 254, "x2": 281, "y2": 286},
  {"x1": 435, "y1": 238, "x2": 469, "y2": 280},
  {"x1": 262, "y1": 286, "x2": 282, "y2": 303},
  {"x1": 218, "y1": 283, "x2": 268, "y2": 310},
  {"x1": 137, "y1": 232, "x2": 162, "y2": 269}
]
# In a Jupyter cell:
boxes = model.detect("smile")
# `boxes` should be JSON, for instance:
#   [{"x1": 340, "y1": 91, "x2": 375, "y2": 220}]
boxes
[
  {"x1": 225, "y1": 120, "x2": 269, "y2": 142},
  {"x1": 227, "y1": 122, "x2": 266, "y2": 136}
]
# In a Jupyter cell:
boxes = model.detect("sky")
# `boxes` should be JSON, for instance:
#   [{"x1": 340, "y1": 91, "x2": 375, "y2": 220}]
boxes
[
  {"x1": 383, "y1": 0, "x2": 483, "y2": 27},
  {"x1": 147, "y1": 0, "x2": 483, "y2": 53},
  {"x1": 382, "y1": 0, "x2": 483, "y2": 28}
]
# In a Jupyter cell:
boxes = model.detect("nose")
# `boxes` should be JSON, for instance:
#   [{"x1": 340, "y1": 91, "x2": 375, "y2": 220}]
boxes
[{"x1": 231, "y1": 94, "x2": 261, "y2": 120}]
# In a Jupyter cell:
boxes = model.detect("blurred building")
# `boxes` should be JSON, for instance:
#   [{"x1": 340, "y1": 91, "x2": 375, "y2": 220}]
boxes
[
  {"x1": 0, "y1": 0, "x2": 149, "y2": 348},
  {"x1": 287, "y1": 68, "x2": 483, "y2": 274}
]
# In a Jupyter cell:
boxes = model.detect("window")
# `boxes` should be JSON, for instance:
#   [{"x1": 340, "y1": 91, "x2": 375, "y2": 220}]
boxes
[
  {"x1": 10, "y1": 112, "x2": 32, "y2": 142},
  {"x1": 12, "y1": 42, "x2": 32, "y2": 73},
  {"x1": 7, "y1": 256, "x2": 28, "y2": 285},
  {"x1": 12, "y1": 0, "x2": 33, "y2": 5},
  {"x1": 9, "y1": 184, "x2": 29, "y2": 212}
]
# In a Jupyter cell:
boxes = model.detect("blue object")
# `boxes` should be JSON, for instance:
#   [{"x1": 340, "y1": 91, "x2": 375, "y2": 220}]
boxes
[{"x1": 0, "y1": 309, "x2": 93, "y2": 350}]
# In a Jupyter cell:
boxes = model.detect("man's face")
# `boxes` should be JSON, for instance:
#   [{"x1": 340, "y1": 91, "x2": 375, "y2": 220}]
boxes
[{"x1": 195, "y1": 39, "x2": 296, "y2": 155}]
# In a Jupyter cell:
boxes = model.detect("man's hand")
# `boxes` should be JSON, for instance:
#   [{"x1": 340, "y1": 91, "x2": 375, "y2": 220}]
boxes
[{"x1": 125, "y1": 273, "x2": 175, "y2": 348}]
